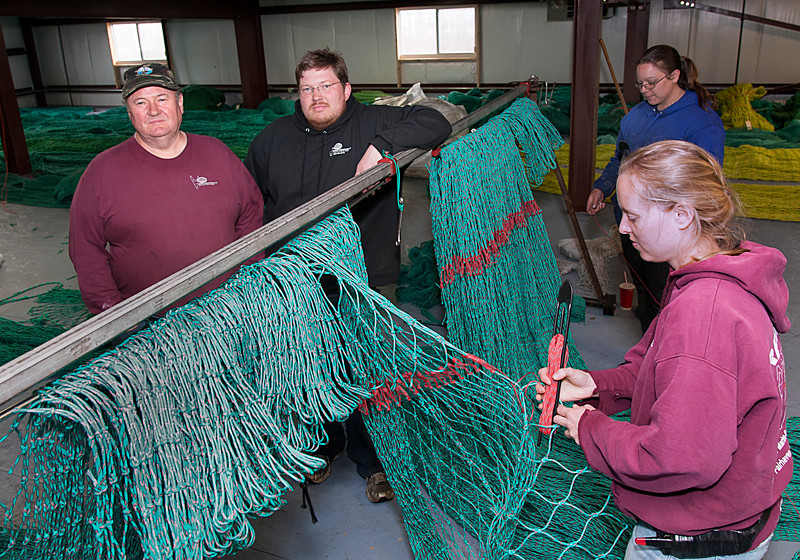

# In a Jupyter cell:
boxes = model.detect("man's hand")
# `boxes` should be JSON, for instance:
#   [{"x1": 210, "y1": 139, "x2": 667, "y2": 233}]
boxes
[
  {"x1": 356, "y1": 144, "x2": 383, "y2": 176},
  {"x1": 554, "y1": 403, "x2": 595, "y2": 445},
  {"x1": 535, "y1": 366, "x2": 598, "y2": 404},
  {"x1": 586, "y1": 188, "x2": 606, "y2": 215}
]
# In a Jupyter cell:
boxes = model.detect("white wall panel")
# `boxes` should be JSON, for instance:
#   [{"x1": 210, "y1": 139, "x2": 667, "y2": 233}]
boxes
[
  {"x1": 647, "y1": 0, "x2": 800, "y2": 85},
  {"x1": 262, "y1": 10, "x2": 396, "y2": 85},
  {"x1": 645, "y1": 0, "x2": 693, "y2": 58},
  {"x1": 1, "y1": 16, "x2": 24, "y2": 48},
  {"x1": 481, "y1": 4, "x2": 573, "y2": 84},
  {"x1": 599, "y1": 9, "x2": 627, "y2": 85},
  {"x1": 9, "y1": 56, "x2": 33, "y2": 90},
  {"x1": 2, "y1": 17, "x2": 34, "y2": 93},
  {"x1": 32, "y1": 26, "x2": 68, "y2": 87},
  {"x1": 741, "y1": 0, "x2": 800, "y2": 84},
  {"x1": 166, "y1": 20, "x2": 241, "y2": 85},
  {"x1": 401, "y1": 61, "x2": 476, "y2": 84},
  {"x1": 481, "y1": 3, "x2": 629, "y2": 86},
  {"x1": 686, "y1": 10, "x2": 740, "y2": 83},
  {"x1": 17, "y1": 94, "x2": 37, "y2": 108},
  {"x1": 59, "y1": 24, "x2": 115, "y2": 86}
]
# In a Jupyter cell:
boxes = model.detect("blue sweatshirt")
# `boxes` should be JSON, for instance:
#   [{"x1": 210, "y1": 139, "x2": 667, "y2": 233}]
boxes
[{"x1": 594, "y1": 90, "x2": 725, "y2": 223}]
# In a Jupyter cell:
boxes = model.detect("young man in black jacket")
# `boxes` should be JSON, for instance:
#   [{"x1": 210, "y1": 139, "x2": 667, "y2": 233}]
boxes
[{"x1": 245, "y1": 48, "x2": 452, "y2": 503}]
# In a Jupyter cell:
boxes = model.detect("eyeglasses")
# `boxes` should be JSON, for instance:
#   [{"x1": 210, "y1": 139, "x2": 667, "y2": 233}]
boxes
[
  {"x1": 633, "y1": 74, "x2": 669, "y2": 91},
  {"x1": 298, "y1": 82, "x2": 342, "y2": 97}
]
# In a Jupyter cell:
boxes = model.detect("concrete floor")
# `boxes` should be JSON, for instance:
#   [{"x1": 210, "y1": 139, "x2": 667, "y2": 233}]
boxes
[{"x1": 0, "y1": 174, "x2": 798, "y2": 559}]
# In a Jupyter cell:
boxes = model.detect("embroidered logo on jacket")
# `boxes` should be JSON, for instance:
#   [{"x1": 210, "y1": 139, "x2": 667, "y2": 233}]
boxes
[
  {"x1": 190, "y1": 175, "x2": 219, "y2": 189},
  {"x1": 329, "y1": 142, "x2": 351, "y2": 157}
]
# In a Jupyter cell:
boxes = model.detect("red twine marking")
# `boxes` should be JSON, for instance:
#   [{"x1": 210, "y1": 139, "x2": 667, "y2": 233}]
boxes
[
  {"x1": 439, "y1": 199, "x2": 541, "y2": 287},
  {"x1": 359, "y1": 353, "x2": 497, "y2": 415}
]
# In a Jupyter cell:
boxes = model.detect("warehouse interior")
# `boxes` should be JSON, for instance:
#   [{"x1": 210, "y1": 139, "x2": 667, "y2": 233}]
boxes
[{"x1": 1, "y1": 0, "x2": 800, "y2": 559}]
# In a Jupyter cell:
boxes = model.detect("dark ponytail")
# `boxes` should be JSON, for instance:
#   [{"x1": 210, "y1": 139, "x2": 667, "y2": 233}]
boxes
[
  {"x1": 637, "y1": 45, "x2": 715, "y2": 111},
  {"x1": 679, "y1": 56, "x2": 715, "y2": 110}
]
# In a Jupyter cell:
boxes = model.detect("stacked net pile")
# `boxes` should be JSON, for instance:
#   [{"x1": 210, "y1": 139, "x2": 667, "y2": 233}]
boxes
[
  {"x1": 536, "y1": 143, "x2": 800, "y2": 222},
  {"x1": 428, "y1": 97, "x2": 586, "y2": 378},
  {"x1": 0, "y1": 207, "x2": 634, "y2": 560}
]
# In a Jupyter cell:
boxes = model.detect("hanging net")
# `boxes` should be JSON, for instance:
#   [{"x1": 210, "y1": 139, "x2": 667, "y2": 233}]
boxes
[
  {"x1": 428, "y1": 97, "x2": 586, "y2": 378},
  {"x1": 0, "y1": 205, "x2": 631, "y2": 560}
]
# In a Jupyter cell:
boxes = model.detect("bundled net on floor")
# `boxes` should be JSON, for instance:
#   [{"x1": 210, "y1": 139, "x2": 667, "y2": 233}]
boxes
[{"x1": 0, "y1": 283, "x2": 93, "y2": 365}]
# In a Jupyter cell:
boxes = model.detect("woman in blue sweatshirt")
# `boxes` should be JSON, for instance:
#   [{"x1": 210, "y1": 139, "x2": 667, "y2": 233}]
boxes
[{"x1": 586, "y1": 45, "x2": 725, "y2": 333}]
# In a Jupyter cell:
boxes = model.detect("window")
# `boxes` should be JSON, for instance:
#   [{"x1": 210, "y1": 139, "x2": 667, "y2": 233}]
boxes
[
  {"x1": 107, "y1": 22, "x2": 167, "y2": 66},
  {"x1": 396, "y1": 7, "x2": 477, "y2": 60}
]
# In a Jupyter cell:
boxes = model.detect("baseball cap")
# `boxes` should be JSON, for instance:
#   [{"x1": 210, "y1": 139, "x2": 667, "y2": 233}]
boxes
[{"x1": 122, "y1": 63, "x2": 180, "y2": 100}]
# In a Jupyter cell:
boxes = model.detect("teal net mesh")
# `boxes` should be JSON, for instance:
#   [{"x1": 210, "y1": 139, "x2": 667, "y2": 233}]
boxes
[
  {"x1": 0, "y1": 207, "x2": 629, "y2": 560},
  {"x1": 429, "y1": 97, "x2": 585, "y2": 378}
]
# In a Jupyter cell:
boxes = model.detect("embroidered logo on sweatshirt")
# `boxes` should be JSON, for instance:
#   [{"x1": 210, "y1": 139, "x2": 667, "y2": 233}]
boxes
[
  {"x1": 190, "y1": 175, "x2": 219, "y2": 189},
  {"x1": 329, "y1": 142, "x2": 351, "y2": 157}
]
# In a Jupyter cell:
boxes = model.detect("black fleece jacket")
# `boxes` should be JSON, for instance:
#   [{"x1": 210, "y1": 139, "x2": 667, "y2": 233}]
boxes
[{"x1": 245, "y1": 96, "x2": 452, "y2": 286}]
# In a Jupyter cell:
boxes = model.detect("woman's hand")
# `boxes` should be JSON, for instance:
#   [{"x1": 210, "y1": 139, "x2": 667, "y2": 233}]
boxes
[
  {"x1": 554, "y1": 403, "x2": 595, "y2": 445},
  {"x1": 586, "y1": 188, "x2": 606, "y2": 215},
  {"x1": 535, "y1": 366, "x2": 598, "y2": 404}
]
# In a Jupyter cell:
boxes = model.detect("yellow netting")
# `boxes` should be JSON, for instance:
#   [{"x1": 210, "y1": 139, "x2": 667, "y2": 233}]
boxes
[
  {"x1": 534, "y1": 145, "x2": 800, "y2": 222},
  {"x1": 716, "y1": 84, "x2": 775, "y2": 132}
]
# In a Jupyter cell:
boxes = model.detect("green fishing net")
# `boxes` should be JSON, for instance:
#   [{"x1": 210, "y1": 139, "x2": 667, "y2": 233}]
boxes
[
  {"x1": 1, "y1": 96, "x2": 798, "y2": 560},
  {"x1": 429, "y1": 97, "x2": 585, "y2": 378},
  {"x1": 0, "y1": 206, "x2": 625, "y2": 560},
  {"x1": 0, "y1": 283, "x2": 92, "y2": 366}
]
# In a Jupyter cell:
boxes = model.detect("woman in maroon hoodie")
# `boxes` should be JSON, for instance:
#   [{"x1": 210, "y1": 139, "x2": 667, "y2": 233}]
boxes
[{"x1": 538, "y1": 140, "x2": 791, "y2": 559}]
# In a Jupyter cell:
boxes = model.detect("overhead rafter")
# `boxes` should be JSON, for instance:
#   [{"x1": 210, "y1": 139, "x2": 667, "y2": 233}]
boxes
[
  {"x1": 0, "y1": 0, "x2": 238, "y2": 19},
  {"x1": 622, "y1": 1, "x2": 649, "y2": 104}
]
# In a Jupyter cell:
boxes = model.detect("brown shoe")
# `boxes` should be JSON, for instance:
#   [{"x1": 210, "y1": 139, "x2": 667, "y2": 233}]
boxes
[
  {"x1": 366, "y1": 472, "x2": 395, "y2": 503},
  {"x1": 306, "y1": 450, "x2": 344, "y2": 485}
]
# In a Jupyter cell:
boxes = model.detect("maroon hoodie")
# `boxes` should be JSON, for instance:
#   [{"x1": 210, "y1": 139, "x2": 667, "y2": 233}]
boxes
[{"x1": 579, "y1": 241, "x2": 792, "y2": 547}]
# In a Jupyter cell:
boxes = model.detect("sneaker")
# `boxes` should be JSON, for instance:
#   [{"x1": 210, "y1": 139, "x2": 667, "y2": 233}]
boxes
[
  {"x1": 306, "y1": 449, "x2": 344, "y2": 485},
  {"x1": 366, "y1": 472, "x2": 395, "y2": 503}
]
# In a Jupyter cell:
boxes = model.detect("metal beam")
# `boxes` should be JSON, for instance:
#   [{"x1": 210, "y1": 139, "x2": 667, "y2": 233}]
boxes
[
  {"x1": 623, "y1": 1, "x2": 649, "y2": 105},
  {"x1": 20, "y1": 18, "x2": 47, "y2": 107},
  {"x1": 567, "y1": 0, "x2": 602, "y2": 212},
  {"x1": 0, "y1": 83, "x2": 527, "y2": 413},
  {"x1": 0, "y1": 24, "x2": 31, "y2": 175},
  {"x1": 0, "y1": 0, "x2": 237, "y2": 19},
  {"x1": 663, "y1": 1, "x2": 800, "y2": 35},
  {"x1": 234, "y1": 0, "x2": 269, "y2": 110}
]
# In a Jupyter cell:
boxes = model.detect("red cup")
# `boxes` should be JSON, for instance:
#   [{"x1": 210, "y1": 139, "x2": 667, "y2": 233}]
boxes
[{"x1": 619, "y1": 282, "x2": 635, "y2": 310}]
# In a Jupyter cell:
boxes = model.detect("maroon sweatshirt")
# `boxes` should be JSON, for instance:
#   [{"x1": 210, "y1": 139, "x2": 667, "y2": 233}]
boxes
[
  {"x1": 580, "y1": 241, "x2": 792, "y2": 547},
  {"x1": 69, "y1": 134, "x2": 263, "y2": 314}
]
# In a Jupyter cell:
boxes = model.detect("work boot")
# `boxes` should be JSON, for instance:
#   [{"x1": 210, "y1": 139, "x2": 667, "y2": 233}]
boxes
[
  {"x1": 306, "y1": 450, "x2": 343, "y2": 484},
  {"x1": 366, "y1": 472, "x2": 395, "y2": 503}
]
